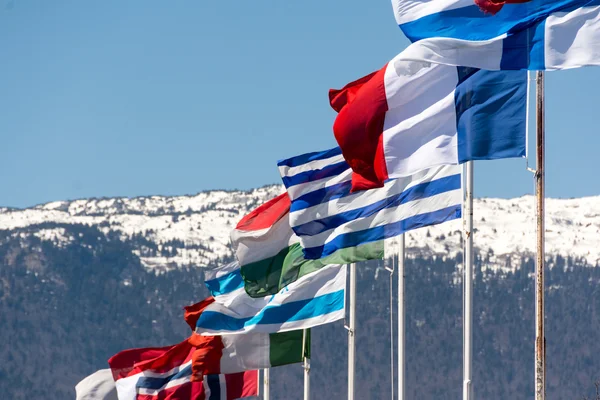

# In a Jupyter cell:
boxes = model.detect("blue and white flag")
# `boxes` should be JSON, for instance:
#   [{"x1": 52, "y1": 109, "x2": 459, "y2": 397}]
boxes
[
  {"x1": 195, "y1": 261, "x2": 346, "y2": 335},
  {"x1": 393, "y1": 0, "x2": 600, "y2": 70},
  {"x1": 278, "y1": 148, "x2": 462, "y2": 260}
]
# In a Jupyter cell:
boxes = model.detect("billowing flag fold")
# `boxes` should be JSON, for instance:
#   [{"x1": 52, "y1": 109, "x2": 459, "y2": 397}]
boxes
[
  {"x1": 330, "y1": 56, "x2": 526, "y2": 190},
  {"x1": 278, "y1": 147, "x2": 462, "y2": 260},
  {"x1": 393, "y1": 0, "x2": 600, "y2": 70},
  {"x1": 231, "y1": 193, "x2": 333, "y2": 297},
  {"x1": 184, "y1": 298, "x2": 309, "y2": 375},
  {"x1": 76, "y1": 369, "x2": 118, "y2": 400},
  {"x1": 108, "y1": 341, "x2": 258, "y2": 400},
  {"x1": 195, "y1": 261, "x2": 345, "y2": 335}
]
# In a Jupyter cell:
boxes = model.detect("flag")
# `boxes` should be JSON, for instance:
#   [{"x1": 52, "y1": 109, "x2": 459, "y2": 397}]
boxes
[
  {"x1": 194, "y1": 261, "x2": 345, "y2": 335},
  {"x1": 393, "y1": 0, "x2": 600, "y2": 70},
  {"x1": 108, "y1": 341, "x2": 258, "y2": 400},
  {"x1": 184, "y1": 298, "x2": 309, "y2": 375},
  {"x1": 330, "y1": 56, "x2": 526, "y2": 190},
  {"x1": 76, "y1": 369, "x2": 118, "y2": 400},
  {"x1": 278, "y1": 147, "x2": 462, "y2": 260},
  {"x1": 231, "y1": 193, "x2": 332, "y2": 297}
]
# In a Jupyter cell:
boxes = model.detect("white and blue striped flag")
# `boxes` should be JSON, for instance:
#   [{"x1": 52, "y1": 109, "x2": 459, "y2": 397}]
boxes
[
  {"x1": 393, "y1": 0, "x2": 600, "y2": 70},
  {"x1": 195, "y1": 261, "x2": 346, "y2": 335},
  {"x1": 278, "y1": 147, "x2": 462, "y2": 260}
]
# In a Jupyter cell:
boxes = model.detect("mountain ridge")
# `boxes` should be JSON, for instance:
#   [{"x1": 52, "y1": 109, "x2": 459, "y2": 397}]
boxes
[{"x1": 1, "y1": 186, "x2": 600, "y2": 272}]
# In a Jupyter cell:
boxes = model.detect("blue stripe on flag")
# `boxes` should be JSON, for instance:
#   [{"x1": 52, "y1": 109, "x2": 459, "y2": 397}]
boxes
[
  {"x1": 277, "y1": 147, "x2": 342, "y2": 168},
  {"x1": 499, "y1": 21, "x2": 547, "y2": 70},
  {"x1": 196, "y1": 290, "x2": 345, "y2": 332},
  {"x1": 135, "y1": 364, "x2": 192, "y2": 390},
  {"x1": 290, "y1": 180, "x2": 353, "y2": 212},
  {"x1": 207, "y1": 374, "x2": 221, "y2": 400},
  {"x1": 303, "y1": 205, "x2": 462, "y2": 259},
  {"x1": 205, "y1": 270, "x2": 244, "y2": 297},
  {"x1": 454, "y1": 69, "x2": 526, "y2": 162},
  {"x1": 293, "y1": 175, "x2": 461, "y2": 236},
  {"x1": 281, "y1": 161, "x2": 349, "y2": 188},
  {"x1": 399, "y1": 0, "x2": 592, "y2": 42}
]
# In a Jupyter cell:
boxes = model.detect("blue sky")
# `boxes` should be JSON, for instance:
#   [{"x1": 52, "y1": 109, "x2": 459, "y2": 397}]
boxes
[{"x1": 1, "y1": 0, "x2": 599, "y2": 208}]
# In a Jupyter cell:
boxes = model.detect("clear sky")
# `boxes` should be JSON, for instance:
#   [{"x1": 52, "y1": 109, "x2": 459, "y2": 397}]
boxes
[{"x1": 1, "y1": 0, "x2": 599, "y2": 208}]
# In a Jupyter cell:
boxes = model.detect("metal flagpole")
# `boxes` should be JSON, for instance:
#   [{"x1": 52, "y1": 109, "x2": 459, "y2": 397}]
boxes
[
  {"x1": 303, "y1": 329, "x2": 310, "y2": 400},
  {"x1": 463, "y1": 161, "x2": 474, "y2": 400},
  {"x1": 263, "y1": 368, "x2": 270, "y2": 400},
  {"x1": 348, "y1": 263, "x2": 356, "y2": 400},
  {"x1": 257, "y1": 369, "x2": 261, "y2": 398},
  {"x1": 398, "y1": 235, "x2": 406, "y2": 400},
  {"x1": 534, "y1": 71, "x2": 546, "y2": 400}
]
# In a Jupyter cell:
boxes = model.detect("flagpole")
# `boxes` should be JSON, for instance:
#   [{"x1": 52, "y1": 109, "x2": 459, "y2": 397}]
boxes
[
  {"x1": 463, "y1": 161, "x2": 474, "y2": 400},
  {"x1": 303, "y1": 329, "x2": 310, "y2": 400},
  {"x1": 348, "y1": 263, "x2": 356, "y2": 400},
  {"x1": 257, "y1": 369, "x2": 261, "y2": 398},
  {"x1": 263, "y1": 368, "x2": 270, "y2": 400},
  {"x1": 398, "y1": 235, "x2": 406, "y2": 400},
  {"x1": 534, "y1": 71, "x2": 546, "y2": 400}
]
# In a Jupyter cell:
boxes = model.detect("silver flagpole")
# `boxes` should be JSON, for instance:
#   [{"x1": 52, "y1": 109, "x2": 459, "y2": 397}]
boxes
[
  {"x1": 303, "y1": 329, "x2": 310, "y2": 400},
  {"x1": 263, "y1": 368, "x2": 270, "y2": 400},
  {"x1": 534, "y1": 71, "x2": 546, "y2": 400},
  {"x1": 256, "y1": 369, "x2": 261, "y2": 398},
  {"x1": 463, "y1": 161, "x2": 474, "y2": 400},
  {"x1": 348, "y1": 263, "x2": 357, "y2": 400},
  {"x1": 398, "y1": 234, "x2": 406, "y2": 400}
]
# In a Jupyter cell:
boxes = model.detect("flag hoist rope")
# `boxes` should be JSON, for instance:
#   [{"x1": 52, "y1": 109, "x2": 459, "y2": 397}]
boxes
[{"x1": 534, "y1": 71, "x2": 546, "y2": 400}]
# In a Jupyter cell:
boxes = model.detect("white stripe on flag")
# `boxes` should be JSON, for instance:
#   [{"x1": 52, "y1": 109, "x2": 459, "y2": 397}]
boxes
[
  {"x1": 299, "y1": 188, "x2": 462, "y2": 249},
  {"x1": 278, "y1": 153, "x2": 346, "y2": 179},
  {"x1": 278, "y1": 146, "x2": 462, "y2": 260},
  {"x1": 196, "y1": 263, "x2": 346, "y2": 335},
  {"x1": 289, "y1": 165, "x2": 458, "y2": 227}
]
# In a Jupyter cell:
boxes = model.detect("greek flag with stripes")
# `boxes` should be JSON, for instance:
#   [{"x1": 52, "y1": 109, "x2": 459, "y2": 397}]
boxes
[{"x1": 278, "y1": 147, "x2": 463, "y2": 260}]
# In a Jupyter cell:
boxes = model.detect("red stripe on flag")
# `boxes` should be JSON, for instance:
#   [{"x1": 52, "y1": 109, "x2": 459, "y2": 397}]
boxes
[
  {"x1": 225, "y1": 370, "x2": 258, "y2": 400},
  {"x1": 184, "y1": 297, "x2": 215, "y2": 331},
  {"x1": 329, "y1": 64, "x2": 390, "y2": 191},
  {"x1": 109, "y1": 341, "x2": 195, "y2": 380},
  {"x1": 235, "y1": 193, "x2": 290, "y2": 232},
  {"x1": 108, "y1": 345, "x2": 176, "y2": 380},
  {"x1": 189, "y1": 333, "x2": 224, "y2": 377}
]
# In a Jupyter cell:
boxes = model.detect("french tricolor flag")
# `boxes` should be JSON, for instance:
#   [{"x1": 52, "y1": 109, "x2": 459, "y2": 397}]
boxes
[
  {"x1": 108, "y1": 341, "x2": 257, "y2": 400},
  {"x1": 330, "y1": 53, "x2": 526, "y2": 191}
]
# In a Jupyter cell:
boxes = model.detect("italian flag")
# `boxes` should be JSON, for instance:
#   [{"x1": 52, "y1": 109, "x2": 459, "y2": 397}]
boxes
[{"x1": 185, "y1": 298, "x2": 309, "y2": 375}]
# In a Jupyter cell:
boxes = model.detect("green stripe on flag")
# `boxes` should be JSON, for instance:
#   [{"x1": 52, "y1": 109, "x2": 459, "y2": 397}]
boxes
[
  {"x1": 269, "y1": 330, "x2": 306, "y2": 367},
  {"x1": 241, "y1": 241, "x2": 383, "y2": 298}
]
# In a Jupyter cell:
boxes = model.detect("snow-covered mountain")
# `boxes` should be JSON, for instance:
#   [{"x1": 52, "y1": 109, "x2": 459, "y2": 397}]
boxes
[{"x1": 1, "y1": 185, "x2": 599, "y2": 271}]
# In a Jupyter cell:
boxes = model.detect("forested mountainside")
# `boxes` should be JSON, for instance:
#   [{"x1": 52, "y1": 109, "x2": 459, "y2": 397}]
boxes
[{"x1": 1, "y1": 222, "x2": 599, "y2": 399}]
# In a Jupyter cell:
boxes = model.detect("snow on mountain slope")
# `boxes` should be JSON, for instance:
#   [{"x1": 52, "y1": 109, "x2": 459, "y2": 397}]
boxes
[{"x1": 1, "y1": 185, "x2": 599, "y2": 271}]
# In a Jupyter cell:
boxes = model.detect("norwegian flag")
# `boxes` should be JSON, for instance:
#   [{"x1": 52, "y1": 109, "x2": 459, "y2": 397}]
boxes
[{"x1": 108, "y1": 341, "x2": 257, "y2": 400}]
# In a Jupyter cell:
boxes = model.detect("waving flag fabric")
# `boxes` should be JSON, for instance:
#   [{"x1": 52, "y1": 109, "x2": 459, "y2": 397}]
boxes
[
  {"x1": 231, "y1": 193, "x2": 331, "y2": 297},
  {"x1": 278, "y1": 147, "x2": 462, "y2": 260},
  {"x1": 76, "y1": 369, "x2": 118, "y2": 400},
  {"x1": 393, "y1": 0, "x2": 600, "y2": 70},
  {"x1": 195, "y1": 261, "x2": 345, "y2": 335},
  {"x1": 330, "y1": 58, "x2": 526, "y2": 190},
  {"x1": 184, "y1": 299, "x2": 308, "y2": 375},
  {"x1": 108, "y1": 342, "x2": 258, "y2": 400}
]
